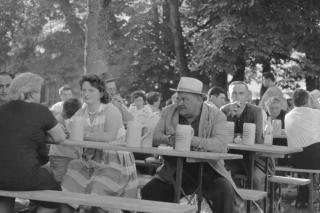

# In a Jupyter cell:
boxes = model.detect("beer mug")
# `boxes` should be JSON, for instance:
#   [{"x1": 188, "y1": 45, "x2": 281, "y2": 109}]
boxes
[
  {"x1": 69, "y1": 116, "x2": 84, "y2": 141},
  {"x1": 272, "y1": 119, "x2": 282, "y2": 136},
  {"x1": 126, "y1": 121, "x2": 149, "y2": 147},
  {"x1": 175, "y1": 125, "x2": 194, "y2": 151}
]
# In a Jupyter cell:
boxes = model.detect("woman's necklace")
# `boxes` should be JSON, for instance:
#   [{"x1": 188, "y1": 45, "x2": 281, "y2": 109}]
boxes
[
  {"x1": 87, "y1": 105, "x2": 100, "y2": 125},
  {"x1": 88, "y1": 110, "x2": 98, "y2": 115}
]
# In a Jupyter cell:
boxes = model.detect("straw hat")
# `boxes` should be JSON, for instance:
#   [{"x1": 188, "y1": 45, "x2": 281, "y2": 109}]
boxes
[{"x1": 170, "y1": 77, "x2": 204, "y2": 95}]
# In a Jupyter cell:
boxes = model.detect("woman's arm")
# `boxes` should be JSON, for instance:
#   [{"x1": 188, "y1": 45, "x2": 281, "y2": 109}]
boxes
[{"x1": 47, "y1": 123, "x2": 66, "y2": 143}]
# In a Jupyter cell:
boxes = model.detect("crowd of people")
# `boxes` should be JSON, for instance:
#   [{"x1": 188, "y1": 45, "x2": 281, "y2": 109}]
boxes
[{"x1": 0, "y1": 71, "x2": 320, "y2": 213}]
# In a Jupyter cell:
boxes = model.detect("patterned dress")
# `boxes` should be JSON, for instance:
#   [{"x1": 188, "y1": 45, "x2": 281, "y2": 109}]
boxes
[{"x1": 61, "y1": 103, "x2": 138, "y2": 211}]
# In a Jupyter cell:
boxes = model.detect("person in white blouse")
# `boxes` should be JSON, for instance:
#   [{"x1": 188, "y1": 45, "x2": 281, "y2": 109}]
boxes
[
  {"x1": 128, "y1": 90, "x2": 153, "y2": 125},
  {"x1": 285, "y1": 89, "x2": 320, "y2": 149},
  {"x1": 285, "y1": 88, "x2": 320, "y2": 207}
]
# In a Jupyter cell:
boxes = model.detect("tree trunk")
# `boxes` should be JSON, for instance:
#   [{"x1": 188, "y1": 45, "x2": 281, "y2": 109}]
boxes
[
  {"x1": 162, "y1": 1, "x2": 174, "y2": 54},
  {"x1": 259, "y1": 58, "x2": 271, "y2": 99},
  {"x1": 231, "y1": 57, "x2": 245, "y2": 82},
  {"x1": 211, "y1": 70, "x2": 228, "y2": 91},
  {"x1": 84, "y1": 0, "x2": 111, "y2": 75},
  {"x1": 168, "y1": 0, "x2": 189, "y2": 76},
  {"x1": 306, "y1": 75, "x2": 319, "y2": 91}
]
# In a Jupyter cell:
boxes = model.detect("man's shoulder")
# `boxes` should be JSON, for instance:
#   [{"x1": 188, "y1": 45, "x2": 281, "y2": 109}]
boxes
[
  {"x1": 161, "y1": 104, "x2": 177, "y2": 113},
  {"x1": 246, "y1": 103, "x2": 262, "y2": 112},
  {"x1": 50, "y1": 101, "x2": 63, "y2": 111},
  {"x1": 51, "y1": 101, "x2": 63, "y2": 107},
  {"x1": 244, "y1": 104, "x2": 262, "y2": 118}
]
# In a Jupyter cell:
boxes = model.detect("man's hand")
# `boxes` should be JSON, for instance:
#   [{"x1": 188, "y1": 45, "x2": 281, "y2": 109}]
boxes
[
  {"x1": 225, "y1": 101, "x2": 241, "y2": 117},
  {"x1": 166, "y1": 134, "x2": 175, "y2": 147},
  {"x1": 111, "y1": 94, "x2": 125, "y2": 107}
]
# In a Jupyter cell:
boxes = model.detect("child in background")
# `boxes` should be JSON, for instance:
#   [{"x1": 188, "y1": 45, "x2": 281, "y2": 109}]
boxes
[{"x1": 49, "y1": 98, "x2": 82, "y2": 182}]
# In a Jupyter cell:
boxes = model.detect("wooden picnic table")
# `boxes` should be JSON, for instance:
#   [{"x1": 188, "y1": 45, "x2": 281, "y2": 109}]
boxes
[
  {"x1": 61, "y1": 139, "x2": 243, "y2": 212},
  {"x1": 228, "y1": 143, "x2": 302, "y2": 213}
]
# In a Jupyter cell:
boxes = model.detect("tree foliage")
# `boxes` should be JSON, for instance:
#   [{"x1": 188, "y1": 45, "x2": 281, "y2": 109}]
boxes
[{"x1": 1, "y1": 0, "x2": 320, "y2": 104}]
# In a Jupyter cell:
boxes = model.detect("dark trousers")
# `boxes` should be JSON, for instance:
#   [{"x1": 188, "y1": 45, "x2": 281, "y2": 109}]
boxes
[
  {"x1": 290, "y1": 142, "x2": 320, "y2": 205},
  {"x1": 0, "y1": 165, "x2": 61, "y2": 211},
  {"x1": 141, "y1": 163, "x2": 235, "y2": 213}
]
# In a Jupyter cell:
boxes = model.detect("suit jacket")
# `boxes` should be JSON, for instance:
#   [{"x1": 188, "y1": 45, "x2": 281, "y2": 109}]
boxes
[{"x1": 152, "y1": 103, "x2": 242, "y2": 201}]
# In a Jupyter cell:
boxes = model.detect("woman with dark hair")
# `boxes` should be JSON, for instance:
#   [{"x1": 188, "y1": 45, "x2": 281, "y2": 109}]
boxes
[{"x1": 61, "y1": 74, "x2": 138, "y2": 213}]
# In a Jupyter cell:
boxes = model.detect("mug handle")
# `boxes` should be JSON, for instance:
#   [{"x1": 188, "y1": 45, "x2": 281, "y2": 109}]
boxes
[
  {"x1": 141, "y1": 125, "x2": 150, "y2": 141},
  {"x1": 190, "y1": 128, "x2": 194, "y2": 137}
]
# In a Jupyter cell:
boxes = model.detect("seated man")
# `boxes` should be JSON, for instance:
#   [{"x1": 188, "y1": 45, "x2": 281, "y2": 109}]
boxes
[
  {"x1": 285, "y1": 89, "x2": 320, "y2": 207},
  {"x1": 221, "y1": 81, "x2": 263, "y2": 144},
  {"x1": 207, "y1": 86, "x2": 227, "y2": 108},
  {"x1": 259, "y1": 72, "x2": 288, "y2": 111},
  {"x1": 141, "y1": 77, "x2": 242, "y2": 213},
  {"x1": 220, "y1": 81, "x2": 267, "y2": 191}
]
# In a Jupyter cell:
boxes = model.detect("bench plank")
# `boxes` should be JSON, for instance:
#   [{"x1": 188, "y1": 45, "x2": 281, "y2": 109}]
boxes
[
  {"x1": 238, "y1": 189, "x2": 267, "y2": 201},
  {"x1": 0, "y1": 190, "x2": 196, "y2": 213},
  {"x1": 269, "y1": 175, "x2": 310, "y2": 185},
  {"x1": 275, "y1": 166, "x2": 320, "y2": 174}
]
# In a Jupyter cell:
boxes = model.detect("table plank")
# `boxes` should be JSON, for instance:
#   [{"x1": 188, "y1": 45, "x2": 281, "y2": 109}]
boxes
[
  {"x1": 273, "y1": 134, "x2": 287, "y2": 139},
  {"x1": 61, "y1": 140, "x2": 243, "y2": 160},
  {"x1": 228, "y1": 143, "x2": 302, "y2": 155}
]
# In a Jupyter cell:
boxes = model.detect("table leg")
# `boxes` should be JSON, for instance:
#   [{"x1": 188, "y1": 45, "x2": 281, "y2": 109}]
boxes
[
  {"x1": 197, "y1": 162, "x2": 203, "y2": 213},
  {"x1": 174, "y1": 157, "x2": 184, "y2": 203},
  {"x1": 264, "y1": 157, "x2": 269, "y2": 213},
  {"x1": 247, "y1": 152, "x2": 255, "y2": 213}
]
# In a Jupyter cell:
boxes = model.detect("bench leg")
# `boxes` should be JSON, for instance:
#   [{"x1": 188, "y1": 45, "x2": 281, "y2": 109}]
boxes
[
  {"x1": 269, "y1": 182, "x2": 275, "y2": 213},
  {"x1": 174, "y1": 158, "x2": 184, "y2": 203},
  {"x1": 309, "y1": 173, "x2": 314, "y2": 213},
  {"x1": 196, "y1": 163, "x2": 203, "y2": 213}
]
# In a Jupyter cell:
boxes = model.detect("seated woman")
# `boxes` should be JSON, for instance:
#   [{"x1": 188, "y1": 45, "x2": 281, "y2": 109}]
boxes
[
  {"x1": 0, "y1": 72, "x2": 66, "y2": 213},
  {"x1": 61, "y1": 74, "x2": 138, "y2": 213}
]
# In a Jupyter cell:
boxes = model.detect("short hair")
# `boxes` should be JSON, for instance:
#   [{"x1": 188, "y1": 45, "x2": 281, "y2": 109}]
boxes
[
  {"x1": 58, "y1": 85, "x2": 72, "y2": 95},
  {"x1": 0, "y1": 72, "x2": 14, "y2": 79},
  {"x1": 228, "y1": 81, "x2": 249, "y2": 91},
  {"x1": 62, "y1": 98, "x2": 82, "y2": 119},
  {"x1": 131, "y1": 90, "x2": 146, "y2": 102},
  {"x1": 80, "y1": 74, "x2": 109, "y2": 104},
  {"x1": 9, "y1": 72, "x2": 43, "y2": 100},
  {"x1": 262, "y1": 72, "x2": 275, "y2": 82},
  {"x1": 265, "y1": 97, "x2": 282, "y2": 108},
  {"x1": 146, "y1": 91, "x2": 161, "y2": 105},
  {"x1": 207, "y1": 87, "x2": 226, "y2": 97},
  {"x1": 293, "y1": 89, "x2": 310, "y2": 107}
]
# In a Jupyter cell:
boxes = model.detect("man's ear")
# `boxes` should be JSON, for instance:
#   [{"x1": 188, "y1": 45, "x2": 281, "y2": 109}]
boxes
[{"x1": 227, "y1": 91, "x2": 231, "y2": 101}]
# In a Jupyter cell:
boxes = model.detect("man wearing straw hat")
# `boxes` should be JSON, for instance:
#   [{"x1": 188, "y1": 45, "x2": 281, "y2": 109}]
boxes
[{"x1": 141, "y1": 77, "x2": 243, "y2": 213}]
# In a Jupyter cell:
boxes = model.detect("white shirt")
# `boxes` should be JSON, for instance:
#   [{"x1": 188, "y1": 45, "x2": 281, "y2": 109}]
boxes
[
  {"x1": 50, "y1": 101, "x2": 64, "y2": 114},
  {"x1": 285, "y1": 106, "x2": 320, "y2": 148},
  {"x1": 128, "y1": 105, "x2": 153, "y2": 126}
]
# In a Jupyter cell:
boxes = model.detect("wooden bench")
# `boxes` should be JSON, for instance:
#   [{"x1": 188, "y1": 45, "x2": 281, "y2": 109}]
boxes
[
  {"x1": 0, "y1": 190, "x2": 196, "y2": 213},
  {"x1": 137, "y1": 174, "x2": 267, "y2": 201},
  {"x1": 237, "y1": 189, "x2": 267, "y2": 201},
  {"x1": 269, "y1": 174, "x2": 313, "y2": 213},
  {"x1": 274, "y1": 166, "x2": 320, "y2": 213},
  {"x1": 269, "y1": 175, "x2": 311, "y2": 185}
]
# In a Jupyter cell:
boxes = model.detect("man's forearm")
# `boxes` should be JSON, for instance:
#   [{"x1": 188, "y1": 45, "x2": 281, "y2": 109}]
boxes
[{"x1": 153, "y1": 133, "x2": 171, "y2": 147}]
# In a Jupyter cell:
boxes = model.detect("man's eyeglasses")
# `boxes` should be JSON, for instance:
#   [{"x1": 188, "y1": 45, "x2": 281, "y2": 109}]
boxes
[{"x1": 0, "y1": 84, "x2": 10, "y2": 89}]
